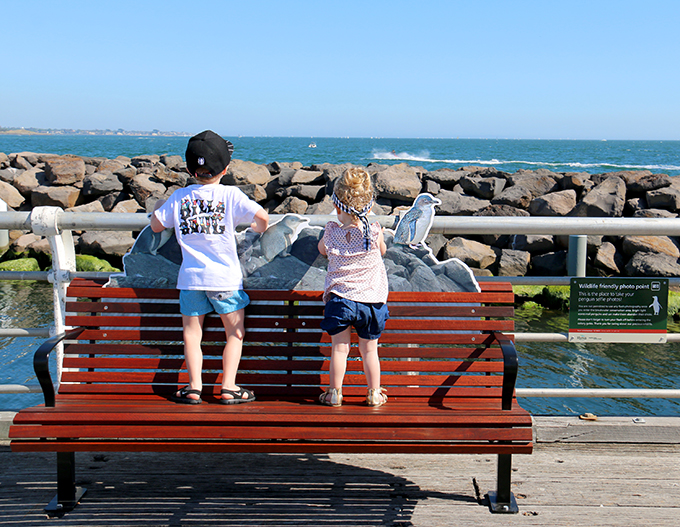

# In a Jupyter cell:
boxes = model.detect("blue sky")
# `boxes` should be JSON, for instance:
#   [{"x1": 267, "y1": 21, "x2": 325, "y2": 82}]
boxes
[{"x1": 2, "y1": 0, "x2": 679, "y2": 140}]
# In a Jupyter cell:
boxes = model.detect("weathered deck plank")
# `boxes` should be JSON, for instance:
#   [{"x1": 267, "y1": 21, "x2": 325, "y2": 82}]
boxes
[{"x1": 1, "y1": 442, "x2": 678, "y2": 526}]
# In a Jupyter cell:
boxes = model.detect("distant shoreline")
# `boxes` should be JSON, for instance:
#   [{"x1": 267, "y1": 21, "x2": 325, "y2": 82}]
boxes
[{"x1": 0, "y1": 129, "x2": 189, "y2": 137}]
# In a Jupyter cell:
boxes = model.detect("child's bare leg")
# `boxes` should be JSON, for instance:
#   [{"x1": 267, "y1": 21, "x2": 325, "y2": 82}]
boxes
[
  {"x1": 180, "y1": 314, "x2": 205, "y2": 401},
  {"x1": 329, "y1": 328, "x2": 352, "y2": 390},
  {"x1": 219, "y1": 308, "x2": 247, "y2": 401},
  {"x1": 358, "y1": 337, "x2": 381, "y2": 390}
]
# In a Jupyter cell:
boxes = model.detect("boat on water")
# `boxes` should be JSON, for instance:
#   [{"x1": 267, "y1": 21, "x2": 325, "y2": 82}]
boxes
[{"x1": 308, "y1": 142, "x2": 316, "y2": 148}]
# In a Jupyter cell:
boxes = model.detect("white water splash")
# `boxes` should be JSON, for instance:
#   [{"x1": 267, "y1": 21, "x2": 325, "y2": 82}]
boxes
[{"x1": 370, "y1": 150, "x2": 680, "y2": 172}]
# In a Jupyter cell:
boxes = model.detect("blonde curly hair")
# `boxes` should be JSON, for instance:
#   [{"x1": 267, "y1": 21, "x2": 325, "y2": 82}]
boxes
[{"x1": 332, "y1": 167, "x2": 375, "y2": 216}]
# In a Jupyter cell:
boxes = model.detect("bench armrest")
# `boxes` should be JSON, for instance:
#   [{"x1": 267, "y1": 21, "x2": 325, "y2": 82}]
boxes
[
  {"x1": 34, "y1": 328, "x2": 85, "y2": 407},
  {"x1": 493, "y1": 332, "x2": 518, "y2": 411}
]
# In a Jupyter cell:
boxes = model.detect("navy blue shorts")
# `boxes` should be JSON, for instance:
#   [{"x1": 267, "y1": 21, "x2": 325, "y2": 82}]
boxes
[{"x1": 320, "y1": 295, "x2": 389, "y2": 340}]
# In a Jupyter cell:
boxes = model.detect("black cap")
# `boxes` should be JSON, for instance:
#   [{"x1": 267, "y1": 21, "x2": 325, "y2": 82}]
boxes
[{"x1": 185, "y1": 130, "x2": 234, "y2": 177}]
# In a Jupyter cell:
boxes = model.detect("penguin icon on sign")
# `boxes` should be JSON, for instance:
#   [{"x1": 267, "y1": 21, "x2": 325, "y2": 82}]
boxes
[
  {"x1": 393, "y1": 193, "x2": 442, "y2": 247},
  {"x1": 649, "y1": 296, "x2": 662, "y2": 315}
]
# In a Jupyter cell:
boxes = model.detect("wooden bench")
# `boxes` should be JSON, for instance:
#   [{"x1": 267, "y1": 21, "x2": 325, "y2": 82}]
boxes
[{"x1": 10, "y1": 278, "x2": 533, "y2": 515}]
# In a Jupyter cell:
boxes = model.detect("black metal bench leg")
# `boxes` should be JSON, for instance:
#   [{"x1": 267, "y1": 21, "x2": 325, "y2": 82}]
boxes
[
  {"x1": 487, "y1": 453, "x2": 519, "y2": 513},
  {"x1": 45, "y1": 452, "x2": 87, "y2": 516}
]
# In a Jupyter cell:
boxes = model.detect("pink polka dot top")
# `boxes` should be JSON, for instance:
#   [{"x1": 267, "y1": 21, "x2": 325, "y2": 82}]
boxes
[{"x1": 321, "y1": 221, "x2": 389, "y2": 304}]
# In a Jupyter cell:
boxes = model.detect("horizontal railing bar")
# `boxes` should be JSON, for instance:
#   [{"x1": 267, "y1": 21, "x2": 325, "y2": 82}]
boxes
[
  {"x1": 0, "y1": 384, "x2": 42, "y2": 394},
  {"x1": 2, "y1": 212, "x2": 680, "y2": 235},
  {"x1": 0, "y1": 271, "x2": 50, "y2": 281},
  {"x1": 516, "y1": 388, "x2": 680, "y2": 398},
  {"x1": 3, "y1": 272, "x2": 680, "y2": 288},
  {"x1": 0, "y1": 328, "x2": 51, "y2": 337}
]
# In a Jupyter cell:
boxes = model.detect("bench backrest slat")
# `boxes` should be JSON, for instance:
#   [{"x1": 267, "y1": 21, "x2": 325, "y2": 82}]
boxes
[{"x1": 61, "y1": 279, "x2": 515, "y2": 403}]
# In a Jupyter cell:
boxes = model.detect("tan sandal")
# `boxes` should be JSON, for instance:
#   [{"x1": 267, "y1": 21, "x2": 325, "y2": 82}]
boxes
[
  {"x1": 319, "y1": 388, "x2": 343, "y2": 407},
  {"x1": 367, "y1": 387, "x2": 387, "y2": 407}
]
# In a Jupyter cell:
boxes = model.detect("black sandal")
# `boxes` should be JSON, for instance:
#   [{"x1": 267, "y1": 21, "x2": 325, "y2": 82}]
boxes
[
  {"x1": 170, "y1": 386, "x2": 202, "y2": 405},
  {"x1": 220, "y1": 387, "x2": 255, "y2": 405}
]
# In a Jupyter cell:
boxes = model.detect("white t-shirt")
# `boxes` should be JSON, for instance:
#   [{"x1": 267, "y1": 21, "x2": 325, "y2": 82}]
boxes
[{"x1": 154, "y1": 184, "x2": 262, "y2": 291}]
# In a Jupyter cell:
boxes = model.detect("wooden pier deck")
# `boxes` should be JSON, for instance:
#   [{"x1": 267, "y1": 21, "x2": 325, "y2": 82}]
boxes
[{"x1": 1, "y1": 416, "x2": 679, "y2": 526}]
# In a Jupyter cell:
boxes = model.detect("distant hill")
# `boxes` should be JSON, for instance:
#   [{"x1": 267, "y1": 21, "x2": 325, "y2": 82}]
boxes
[{"x1": 0, "y1": 127, "x2": 188, "y2": 137}]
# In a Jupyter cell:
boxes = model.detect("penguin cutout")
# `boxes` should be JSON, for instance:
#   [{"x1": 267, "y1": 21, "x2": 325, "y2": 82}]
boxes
[{"x1": 393, "y1": 193, "x2": 441, "y2": 247}]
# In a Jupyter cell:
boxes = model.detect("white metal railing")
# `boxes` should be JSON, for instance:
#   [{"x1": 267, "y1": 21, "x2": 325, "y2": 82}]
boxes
[{"x1": 1, "y1": 208, "x2": 679, "y2": 400}]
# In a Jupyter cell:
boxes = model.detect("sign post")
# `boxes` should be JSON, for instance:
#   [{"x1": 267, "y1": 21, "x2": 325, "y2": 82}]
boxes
[{"x1": 569, "y1": 278, "x2": 668, "y2": 343}]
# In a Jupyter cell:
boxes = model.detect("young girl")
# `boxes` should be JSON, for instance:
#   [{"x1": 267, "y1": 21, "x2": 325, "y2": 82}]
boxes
[{"x1": 317, "y1": 167, "x2": 389, "y2": 407}]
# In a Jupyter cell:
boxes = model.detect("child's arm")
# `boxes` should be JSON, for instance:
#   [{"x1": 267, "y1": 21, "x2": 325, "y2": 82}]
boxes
[
  {"x1": 377, "y1": 227, "x2": 387, "y2": 256},
  {"x1": 251, "y1": 208, "x2": 269, "y2": 233},
  {"x1": 150, "y1": 199, "x2": 167, "y2": 233},
  {"x1": 318, "y1": 236, "x2": 327, "y2": 256}
]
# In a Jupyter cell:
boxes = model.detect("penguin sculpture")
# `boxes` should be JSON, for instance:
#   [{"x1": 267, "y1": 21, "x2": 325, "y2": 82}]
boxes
[
  {"x1": 258, "y1": 214, "x2": 310, "y2": 262},
  {"x1": 393, "y1": 193, "x2": 441, "y2": 247},
  {"x1": 130, "y1": 225, "x2": 175, "y2": 256}
]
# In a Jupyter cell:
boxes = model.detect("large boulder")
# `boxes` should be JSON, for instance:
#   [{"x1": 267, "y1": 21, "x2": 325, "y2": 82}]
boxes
[
  {"x1": 459, "y1": 175, "x2": 505, "y2": 199},
  {"x1": 425, "y1": 168, "x2": 467, "y2": 187},
  {"x1": 511, "y1": 234, "x2": 555, "y2": 253},
  {"x1": 0, "y1": 180, "x2": 25, "y2": 208},
  {"x1": 128, "y1": 174, "x2": 166, "y2": 205},
  {"x1": 531, "y1": 251, "x2": 567, "y2": 276},
  {"x1": 570, "y1": 176, "x2": 626, "y2": 217},
  {"x1": 491, "y1": 185, "x2": 533, "y2": 209},
  {"x1": 507, "y1": 173, "x2": 560, "y2": 198},
  {"x1": 646, "y1": 187, "x2": 680, "y2": 211},
  {"x1": 223, "y1": 159, "x2": 270, "y2": 185},
  {"x1": 625, "y1": 252, "x2": 680, "y2": 277},
  {"x1": 626, "y1": 173, "x2": 671, "y2": 194},
  {"x1": 436, "y1": 189, "x2": 490, "y2": 215},
  {"x1": 79, "y1": 231, "x2": 136, "y2": 257},
  {"x1": 82, "y1": 171, "x2": 124, "y2": 197},
  {"x1": 44, "y1": 156, "x2": 86, "y2": 185},
  {"x1": 441, "y1": 237, "x2": 497, "y2": 269},
  {"x1": 528, "y1": 189, "x2": 577, "y2": 216},
  {"x1": 593, "y1": 241, "x2": 625, "y2": 275},
  {"x1": 621, "y1": 236, "x2": 680, "y2": 258},
  {"x1": 373, "y1": 163, "x2": 422, "y2": 200},
  {"x1": 31, "y1": 185, "x2": 81, "y2": 208},
  {"x1": 96, "y1": 158, "x2": 126, "y2": 173},
  {"x1": 498, "y1": 249, "x2": 531, "y2": 276},
  {"x1": 13, "y1": 167, "x2": 47, "y2": 195}
]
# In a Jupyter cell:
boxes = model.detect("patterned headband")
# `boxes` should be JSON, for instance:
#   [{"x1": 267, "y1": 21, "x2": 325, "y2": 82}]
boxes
[{"x1": 331, "y1": 192, "x2": 374, "y2": 250}]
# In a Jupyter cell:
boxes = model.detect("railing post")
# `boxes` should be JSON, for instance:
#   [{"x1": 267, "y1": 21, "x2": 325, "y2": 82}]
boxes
[
  {"x1": 0, "y1": 199, "x2": 8, "y2": 247},
  {"x1": 567, "y1": 234, "x2": 587, "y2": 277},
  {"x1": 31, "y1": 207, "x2": 76, "y2": 387}
]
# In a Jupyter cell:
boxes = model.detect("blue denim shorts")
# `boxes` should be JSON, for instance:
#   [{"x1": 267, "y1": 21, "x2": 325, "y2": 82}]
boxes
[
  {"x1": 320, "y1": 295, "x2": 389, "y2": 340},
  {"x1": 179, "y1": 289, "x2": 250, "y2": 317}
]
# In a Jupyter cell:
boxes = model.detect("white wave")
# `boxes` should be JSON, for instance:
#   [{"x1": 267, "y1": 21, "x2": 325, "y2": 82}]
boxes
[{"x1": 370, "y1": 150, "x2": 680, "y2": 172}]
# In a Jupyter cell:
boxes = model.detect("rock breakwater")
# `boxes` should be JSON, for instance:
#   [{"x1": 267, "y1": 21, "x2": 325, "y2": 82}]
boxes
[{"x1": 1, "y1": 150, "x2": 678, "y2": 277}]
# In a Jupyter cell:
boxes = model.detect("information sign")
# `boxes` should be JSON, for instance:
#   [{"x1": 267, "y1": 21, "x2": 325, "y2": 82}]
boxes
[{"x1": 569, "y1": 278, "x2": 668, "y2": 343}]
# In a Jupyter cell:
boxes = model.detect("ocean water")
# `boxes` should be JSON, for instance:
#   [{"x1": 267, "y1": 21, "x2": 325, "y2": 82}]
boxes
[
  {"x1": 0, "y1": 135, "x2": 679, "y2": 415},
  {"x1": 1, "y1": 135, "x2": 679, "y2": 176}
]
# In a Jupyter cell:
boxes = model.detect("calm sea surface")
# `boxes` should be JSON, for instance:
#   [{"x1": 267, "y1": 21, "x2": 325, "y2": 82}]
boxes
[{"x1": 0, "y1": 135, "x2": 678, "y2": 415}]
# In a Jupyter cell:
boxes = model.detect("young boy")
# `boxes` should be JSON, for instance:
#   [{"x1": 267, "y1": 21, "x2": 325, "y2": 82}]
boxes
[{"x1": 151, "y1": 130, "x2": 269, "y2": 404}]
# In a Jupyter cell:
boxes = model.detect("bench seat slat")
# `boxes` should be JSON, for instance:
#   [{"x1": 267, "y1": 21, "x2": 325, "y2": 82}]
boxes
[
  {"x1": 10, "y1": 423, "x2": 532, "y2": 442},
  {"x1": 12, "y1": 406, "x2": 532, "y2": 426},
  {"x1": 11, "y1": 440, "x2": 532, "y2": 455}
]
